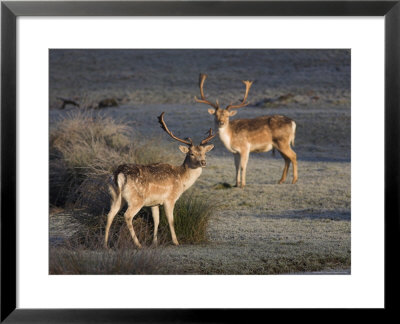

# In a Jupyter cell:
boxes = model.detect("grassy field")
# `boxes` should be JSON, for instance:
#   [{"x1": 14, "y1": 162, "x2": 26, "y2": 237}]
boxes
[{"x1": 49, "y1": 49, "x2": 350, "y2": 274}]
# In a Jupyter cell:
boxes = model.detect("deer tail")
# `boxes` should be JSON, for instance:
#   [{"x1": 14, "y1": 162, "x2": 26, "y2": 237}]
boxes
[{"x1": 291, "y1": 121, "x2": 296, "y2": 147}]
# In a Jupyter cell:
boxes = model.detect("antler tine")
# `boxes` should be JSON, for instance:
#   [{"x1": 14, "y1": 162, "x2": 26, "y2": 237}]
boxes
[
  {"x1": 226, "y1": 80, "x2": 254, "y2": 111},
  {"x1": 200, "y1": 128, "x2": 217, "y2": 145},
  {"x1": 158, "y1": 112, "x2": 193, "y2": 146},
  {"x1": 194, "y1": 73, "x2": 219, "y2": 109}
]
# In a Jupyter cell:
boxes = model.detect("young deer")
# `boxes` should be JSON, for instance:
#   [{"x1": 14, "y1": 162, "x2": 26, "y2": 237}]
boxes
[
  {"x1": 104, "y1": 112, "x2": 215, "y2": 248},
  {"x1": 195, "y1": 74, "x2": 297, "y2": 188}
]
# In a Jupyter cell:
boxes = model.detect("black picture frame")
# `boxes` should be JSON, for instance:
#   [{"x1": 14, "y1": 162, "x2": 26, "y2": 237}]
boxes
[{"x1": 1, "y1": 1, "x2": 399, "y2": 322}]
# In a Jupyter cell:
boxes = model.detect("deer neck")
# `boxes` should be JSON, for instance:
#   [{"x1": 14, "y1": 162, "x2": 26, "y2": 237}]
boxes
[
  {"x1": 179, "y1": 161, "x2": 203, "y2": 190},
  {"x1": 218, "y1": 124, "x2": 235, "y2": 152}
]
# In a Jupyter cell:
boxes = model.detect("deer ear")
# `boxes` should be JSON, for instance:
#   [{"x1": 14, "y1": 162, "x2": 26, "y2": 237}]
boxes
[
  {"x1": 179, "y1": 145, "x2": 190, "y2": 154},
  {"x1": 204, "y1": 144, "x2": 214, "y2": 153},
  {"x1": 229, "y1": 110, "x2": 237, "y2": 117},
  {"x1": 208, "y1": 108, "x2": 216, "y2": 115}
]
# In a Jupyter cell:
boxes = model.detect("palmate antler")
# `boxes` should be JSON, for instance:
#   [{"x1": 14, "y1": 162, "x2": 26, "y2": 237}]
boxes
[
  {"x1": 225, "y1": 80, "x2": 253, "y2": 111},
  {"x1": 158, "y1": 112, "x2": 216, "y2": 146},
  {"x1": 158, "y1": 112, "x2": 193, "y2": 146}
]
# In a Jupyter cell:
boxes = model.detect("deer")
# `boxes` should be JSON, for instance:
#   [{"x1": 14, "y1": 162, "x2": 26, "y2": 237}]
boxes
[
  {"x1": 195, "y1": 74, "x2": 297, "y2": 188},
  {"x1": 104, "y1": 112, "x2": 216, "y2": 248}
]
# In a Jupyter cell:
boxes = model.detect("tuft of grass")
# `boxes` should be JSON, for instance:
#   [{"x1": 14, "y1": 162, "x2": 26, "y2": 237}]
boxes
[
  {"x1": 49, "y1": 110, "x2": 175, "y2": 207},
  {"x1": 159, "y1": 191, "x2": 214, "y2": 244}
]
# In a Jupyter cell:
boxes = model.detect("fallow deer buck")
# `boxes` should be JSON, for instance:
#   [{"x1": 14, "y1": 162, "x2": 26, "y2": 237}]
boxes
[
  {"x1": 195, "y1": 74, "x2": 297, "y2": 187},
  {"x1": 104, "y1": 112, "x2": 216, "y2": 248}
]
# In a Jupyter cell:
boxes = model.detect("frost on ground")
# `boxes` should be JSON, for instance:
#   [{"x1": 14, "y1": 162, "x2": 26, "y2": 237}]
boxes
[{"x1": 49, "y1": 49, "x2": 350, "y2": 274}]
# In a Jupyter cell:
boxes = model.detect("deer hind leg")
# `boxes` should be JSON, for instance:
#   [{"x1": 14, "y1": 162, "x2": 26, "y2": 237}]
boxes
[
  {"x1": 151, "y1": 206, "x2": 160, "y2": 246},
  {"x1": 278, "y1": 145, "x2": 298, "y2": 184},
  {"x1": 104, "y1": 191, "x2": 123, "y2": 249},
  {"x1": 239, "y1": 149, "x2": 250, "y2": 188},
  {"x1": 164, "y1": 200, "x2": 179, "y2": 246},
  {"x1": 234, "y1": 153, "x2": 241, "y2": 187},
  {"x1": 124, "y1": 204, "x2": 143, "y2": 248},
  {"x1": 278, "y1": 151, "x2": 291, "y2": 184}
]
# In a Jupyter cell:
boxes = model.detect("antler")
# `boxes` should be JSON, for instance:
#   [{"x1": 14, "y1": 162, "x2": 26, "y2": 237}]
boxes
[
  {"x1": 226, "y1": 80, "x2": 253, "y2": 110},
  {"x1": 194, "y1": 73, "x2": 219, "y2": 109},
  {"x1": 200, "y1": 128, "x2": 217, "y2": 145},
  {"x1": 158, "y1": 112, "x2": 193, "y2": 146}
]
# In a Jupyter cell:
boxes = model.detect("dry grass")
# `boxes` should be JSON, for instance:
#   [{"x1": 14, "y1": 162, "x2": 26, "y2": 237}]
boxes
[
  {"x1": 49, "y1": 247, "x2": 164, "y2": 274},
  {"x1": 49, "y1": 110, "x2": 175, "y2": 206}
]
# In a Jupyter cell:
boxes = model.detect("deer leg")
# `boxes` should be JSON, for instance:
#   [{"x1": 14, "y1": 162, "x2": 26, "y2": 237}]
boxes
[
  {"x1": 240, "y1": 149, "x2": 250, "y2": 188},
  {"x1": 104, "y1": 193, "x2": 123, "y2": 249},
  {"x1": 151, "y1": 206, "x2": 160, "y2": 246},
  {"x1": 279, "y1": 146, "x2": 298, "y2": 184},
  {"x1": 124, "y1": 204, "x2": 143, "y2": 248},
  {"x1": 164, "y1": 200, "x2": 179, "y2": 246},
  {"x1": 278, "y1": 151, "x2": 291, "y2": 184},
  {"x1": 234, "y1": 153, "x2": 241, "y2": 187}
]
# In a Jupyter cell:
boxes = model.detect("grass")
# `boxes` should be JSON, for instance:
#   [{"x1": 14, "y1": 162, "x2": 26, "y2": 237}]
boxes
[
  {"x1": 49, "y1": 247, "x2": 164, "y2": 274},
  {"x1": 49, "y1": 110, "x2": 176, "y2": 207}
]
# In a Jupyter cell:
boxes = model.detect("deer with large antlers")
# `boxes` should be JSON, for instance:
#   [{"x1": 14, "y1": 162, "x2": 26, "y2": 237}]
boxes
[
  {"x1": 195, "y1": 73, "x2": 297, "y2": 187},
  {"x1": 104, "y1": 112, "x2": 216, "y2": 248}
]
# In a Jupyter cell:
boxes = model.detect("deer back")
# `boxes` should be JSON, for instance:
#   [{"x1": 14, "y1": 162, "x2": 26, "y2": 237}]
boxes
[{"x1": 229, "y1": 115, "x2": 295, "y2": 147}]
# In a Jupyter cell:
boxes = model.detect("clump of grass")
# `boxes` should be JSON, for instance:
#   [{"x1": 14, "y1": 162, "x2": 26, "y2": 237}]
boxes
[
  {"x1": 49, "y1": 110, "x2": 175, "y2": 207},
  {"x1": 159, "y1": 191, "x2": 214, "y2": 244}
]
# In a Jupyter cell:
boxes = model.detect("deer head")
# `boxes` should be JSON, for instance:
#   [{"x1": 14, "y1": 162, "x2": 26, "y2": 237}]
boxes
[
  {"x1": 158, "y1": 112, "x2": 215, "y2": 168},
  {"x1": 194, "y1": 73, "x2": 253, "y2": 128}
]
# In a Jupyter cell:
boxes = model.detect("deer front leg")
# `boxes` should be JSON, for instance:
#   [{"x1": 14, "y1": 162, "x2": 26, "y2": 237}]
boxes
[
  {"x1": 234, "y1": 153, "x2": 241, "y2": 187},
  {"x1": 164, "y1": 200, "x2": 179, "y2": 246},
  {"x1": 151, "y1": 206, "x2": 160, "y2": 246},
  {"x1": 240, "y1": 149, "x2": 250, "y2": 188}
]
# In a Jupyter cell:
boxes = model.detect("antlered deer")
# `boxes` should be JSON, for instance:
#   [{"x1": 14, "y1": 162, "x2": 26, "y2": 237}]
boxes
[
  {"x1": 104, "y1": 112, "x2": 216, "y2": 248},
  {"x1": 195, "y1": 74, "x2": 297, "y2": 187}
]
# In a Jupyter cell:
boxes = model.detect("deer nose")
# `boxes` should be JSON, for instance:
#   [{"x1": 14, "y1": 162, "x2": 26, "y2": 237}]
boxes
[{"x1": 200, "y1": 160, "x2": 206, "y2": 166}]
